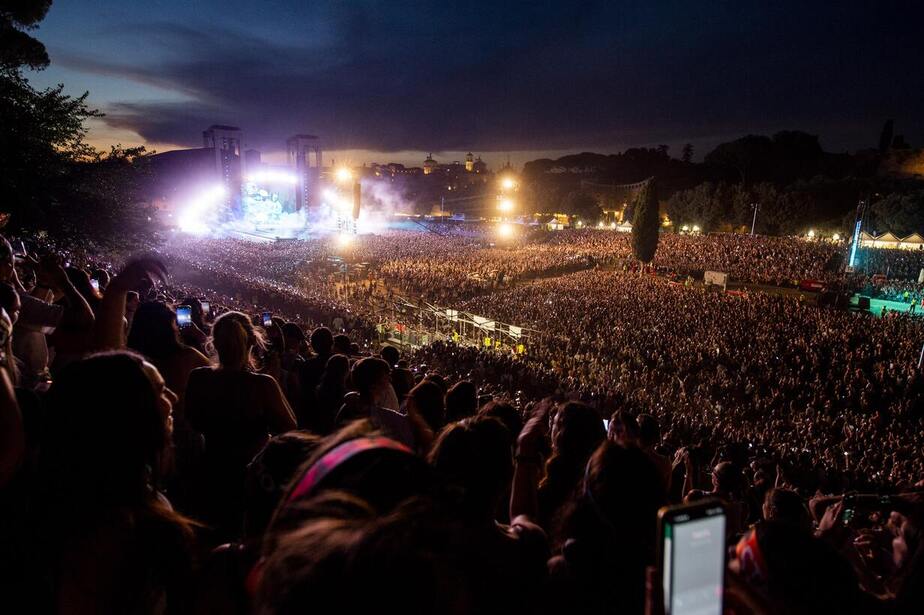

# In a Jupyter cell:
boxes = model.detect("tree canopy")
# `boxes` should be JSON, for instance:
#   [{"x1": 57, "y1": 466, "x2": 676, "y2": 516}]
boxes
[
  {"x1": 0, "y1": 0, "x2": 157, "y2": 245},
  {"x1": 562, "y1": 190, "x2": 601, "y2": 221}
]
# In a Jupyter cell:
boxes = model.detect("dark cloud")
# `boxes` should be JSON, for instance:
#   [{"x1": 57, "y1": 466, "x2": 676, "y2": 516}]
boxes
[{"x1": 57, "y1": 1, "x2": 924, "y2": 153}]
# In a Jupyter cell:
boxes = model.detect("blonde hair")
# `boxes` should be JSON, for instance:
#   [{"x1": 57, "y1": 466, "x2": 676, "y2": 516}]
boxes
[{"x1": 210, "y1": 311, "x2": 265, "y2": 370}]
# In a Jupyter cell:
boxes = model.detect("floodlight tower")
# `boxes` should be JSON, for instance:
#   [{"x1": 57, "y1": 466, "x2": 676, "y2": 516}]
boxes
[
  {"x1": 287, "y1": 135, "x2": 323, "y2": 211},
  {"x1": 202, "y1": 125, "x2": 245, "y2": 214}
]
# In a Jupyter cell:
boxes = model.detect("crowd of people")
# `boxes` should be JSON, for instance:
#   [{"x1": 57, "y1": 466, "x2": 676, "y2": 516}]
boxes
[{"x1": 1, "y1": 227, "x2": 923, "y2": 614}]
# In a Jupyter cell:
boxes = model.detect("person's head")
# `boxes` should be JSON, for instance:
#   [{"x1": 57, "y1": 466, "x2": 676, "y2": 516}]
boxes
[
  {"x1": 636, "y1": 414, "x2": 661, "y2": 450},
  {"x1": 351, "y1": 356, "x2": 395, "y2": 408},
  {"x1": 477, "y1": 399, "x2": 522, "y2": 442},
  {"x1": 244, "y1": 431, "x2": 321, "y2": 540},
  {"x1": 64, "y1": 266, "x2": 100, "y2": 307},
  {"x1": 712, "y1": 461, "x2": 744, "y2": 497},
  {"x1": 0, "y1": 236, "x2": 14, "y2": 283},
  {"x1": 42, "y1": 351, "x2": 174, "y2": 508},
  {"x1": 572, "y1": 441, "x2": 667, "y2": 546},
  {"x1": 428, "y1": 416, "x2": 512, "y2": 521},
  {"x1": 445, "y1": 380, "x2": 478, "y2": 423},
  {"x1": 258, "y1": 496, "x2": 491, "y2": 615},
  {"x1": 762, "y1": 488, "x2": 811, "y2": 531},
  {"x1": 332, "y1": 334, "x2": 352, "y2": 356},
  {"x1": 552, "y1": 401, "x2": 606, "y2": 460},
  {"x1": 557, "y1": 441, "x2": 667, "y2": 613},
  {"x1": 282, "y1": 322, "x2": 306, "y2": 354},
  {"x1": 379, "y1": 344, "x2": 400, "y2": 367},
  {"x1": 310, "y1": 326, "x2": 334, "y2": 355},
  {"x1": 127, "y1": 301, "x2": 184, "y2": 362},
  {"x1": 406, "y1": 380, "x2": 445, "y2": 433},
  {"x1": 390, "y1": 365, "x2": 415, "y2": 400},
  {"x1": 0, "y1": 281, "x2": 21, "y2": 326},
  {"x1": 423, "y1": 372, "x2": 447, "y2": 395},
  {"x1": 734, "y1": 521, "x2": 868, "y2": 614},
  {"x1": 321, "y1": 353, "x2": 351, "y2": 385},
  {"x1": 608, "y1": 409, "x2": 639, "y2": 446},
  {"x1": 276, "y1": 426, "x2": 435, "y2": 519},
  {"x1": 212, "y1": 310, "x2": 264, "y2": 370}
]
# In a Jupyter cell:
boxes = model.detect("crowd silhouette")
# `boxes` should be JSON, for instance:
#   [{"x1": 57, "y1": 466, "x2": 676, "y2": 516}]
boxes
[{"x1": 1, "y1": 228, "x2": 923, "y2": 614}]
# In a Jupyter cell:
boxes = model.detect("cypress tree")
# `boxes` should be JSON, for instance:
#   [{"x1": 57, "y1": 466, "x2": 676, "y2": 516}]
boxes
[{"x1": 631, "y1": 178, "x2": 660, "y2": 265}]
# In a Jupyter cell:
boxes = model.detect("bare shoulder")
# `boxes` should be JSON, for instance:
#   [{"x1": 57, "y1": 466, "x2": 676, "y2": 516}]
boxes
[
  {"x1": 250, "y1": 371, "x2": 282, "y2": 389},
  {"x1": 180, "y1": 345, "x2": 211, "y2": 367}
]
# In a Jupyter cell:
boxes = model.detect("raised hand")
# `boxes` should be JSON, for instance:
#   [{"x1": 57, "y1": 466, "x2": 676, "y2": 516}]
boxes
[{"x1": 109, "y1": 257, "x2": 168, "y2": 293}]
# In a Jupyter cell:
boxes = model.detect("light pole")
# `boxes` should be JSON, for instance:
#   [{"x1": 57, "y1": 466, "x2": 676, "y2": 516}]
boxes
[{"x1": 750, "y1": 202, "x2": 759, "y2": 236}]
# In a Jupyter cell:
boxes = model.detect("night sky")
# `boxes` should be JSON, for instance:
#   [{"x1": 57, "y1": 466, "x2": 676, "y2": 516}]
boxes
[{"x1": 28, "y1": 0, "x2": 924, "y2": 166}]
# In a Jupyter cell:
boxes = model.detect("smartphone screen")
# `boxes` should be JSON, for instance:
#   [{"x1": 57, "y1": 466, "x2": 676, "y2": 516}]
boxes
[
  {"x1": 660, "y1": 502, "x2": 725, "y2": 615},
  {"x1": 602, "y1": 419, "x2": 610, "y2": 431},
  {"x1": 176, "y1": 305, "x2": 192, "y2": 327},
  {"x1": 90, "y1": 279, "x2": 100, "y2": 292},
  {"x1": 200, "y1": 301, "x2": 210, "y2": 315},
  {"x1": 262, "y1": 312, "x2": 272, "y2": 327}
]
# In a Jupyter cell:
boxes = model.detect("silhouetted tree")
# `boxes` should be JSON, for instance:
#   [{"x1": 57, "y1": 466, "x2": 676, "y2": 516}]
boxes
[
  {"x1": 0, "y1": 1, "x2": 110, "y2": 235},
  {"x1": 0, "y1": 0, "x2": 52, "y2": 70},
  {"x1": 562, "y1": 190, "x2": 602, "y2": 221},
  {"x1": 681, "y1": 143, "x2": 694, "y2": 163},
  {"x1": 869, "y1": 191, "x2": 924, "y2": 235},
  {"x1": 631, "y1": 179, "x2": 659, "y2": 265}
]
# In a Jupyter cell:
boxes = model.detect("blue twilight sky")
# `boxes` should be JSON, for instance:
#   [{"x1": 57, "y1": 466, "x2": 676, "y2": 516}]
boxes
[{"x1": 25, "y1": 0, "x2": 924, "y2": 167}]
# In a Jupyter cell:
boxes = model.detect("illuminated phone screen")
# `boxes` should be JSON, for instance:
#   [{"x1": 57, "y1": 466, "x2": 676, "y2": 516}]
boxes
[
  {"x1": 176, "y1": 306, "x2": 192, "y2": 326},
  {"x1": 663, "y1": 506, "x2": 725, "y2": 615}
]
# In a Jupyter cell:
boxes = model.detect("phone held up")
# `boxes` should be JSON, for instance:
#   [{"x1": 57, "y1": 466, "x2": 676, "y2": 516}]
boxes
[
  {"x1": 262, "y1": 312, "x2": 273, "y2": 327},
  {"x1": 176, "y1": 305, "x2": 192, "y2": 327},
  {"x1": 657, "y1": 500, "x2": 726, "y2": 615}
]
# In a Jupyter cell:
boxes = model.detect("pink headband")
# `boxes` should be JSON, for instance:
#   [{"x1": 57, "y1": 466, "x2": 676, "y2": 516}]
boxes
[{"x1": 285, "y1": 436, "x2": 413, "y2": 506}]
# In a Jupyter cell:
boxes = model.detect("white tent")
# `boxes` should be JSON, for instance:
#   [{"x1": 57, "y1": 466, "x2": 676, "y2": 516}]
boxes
[{"x1": 900, "y1": 233, "x2": 924, "y2": 250}]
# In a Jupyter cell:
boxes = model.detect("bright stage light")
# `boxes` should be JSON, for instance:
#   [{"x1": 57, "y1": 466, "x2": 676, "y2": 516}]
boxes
[
  {"x1": 498, "y1": 223, "x2": 514, "y2": 238},
  {"x1": 178, "y1": 184, "x2": 227, "y2": 235},
  {"x1": 833, "y1": 233, "x2": 841, "y2": 241},
  {"x1": 808, "y1": 229, "x2": 816, "y2": 238},
  {"x1": 498, "y1": 198, "x2": 514, "y2": 213},
  {"x1": 335, "y1": 233, "x2": 353, "y2": 247},
  {"x1": 247, "y1": 170, "x2": 298, "y2": 185},
  {"x1": 336, "y1": 167, "x2": 354, "y2": 183},
  {"x1": 500, "y1": 177, "x2": 516, "y2": 190}
]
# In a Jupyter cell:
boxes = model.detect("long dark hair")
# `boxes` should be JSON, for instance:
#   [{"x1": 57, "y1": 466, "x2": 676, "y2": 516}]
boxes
[
  {"x1": 555, "y1": 441, "x2": 667, "y2": 615},
  {"x1": 34, "y1": 351, "x2": 196, "y2": 612},
  {"x1": 127, "y1": 301, "x2": 185, "y2": 364}
]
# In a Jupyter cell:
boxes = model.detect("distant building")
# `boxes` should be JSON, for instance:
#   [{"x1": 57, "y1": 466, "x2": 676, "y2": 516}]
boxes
[
  {"x1": 423, "y1": 153, "x2": 437, "y2": 175},
  {"x1": 465, "y1": 152, "x2": 474, "y2": 172},
  {"x1": 286, "y1": 135, "x2": 323, "y2": 211},
  {"x1": 202, "y1": 125, "x2": 245, "y2": 207}
]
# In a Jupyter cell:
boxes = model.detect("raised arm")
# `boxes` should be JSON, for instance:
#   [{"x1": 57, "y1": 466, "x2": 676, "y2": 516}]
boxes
[
  {"x1": 36, "y1": 255, "x2": 94, "y2": 330},
  {"x1": 92, "y1": 258, "x2": 167, "y2": 350},
  {"x1": 510, "y1": 399, "x2": 553, "y2": 522}
]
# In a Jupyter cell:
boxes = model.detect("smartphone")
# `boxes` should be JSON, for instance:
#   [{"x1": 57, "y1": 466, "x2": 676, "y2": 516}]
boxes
[
  {"x1": 658, "y1": 500, "x2": 726, "y2": 615},
  {"x1": 200, "y1": 301, "x2": 210, "y2": 316},
  {"x1": 262, "y1": 312, "x2": 273, "y2": 327},
  {"x1": 176, "y1": 305, "x2": 192, "y2": 327},
  {"x1": 603, "y1": 419, "x2": 610, "y2": 431},
  {"x1": 90, "y1": 278, "x2": 100, "y2": 292}
]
